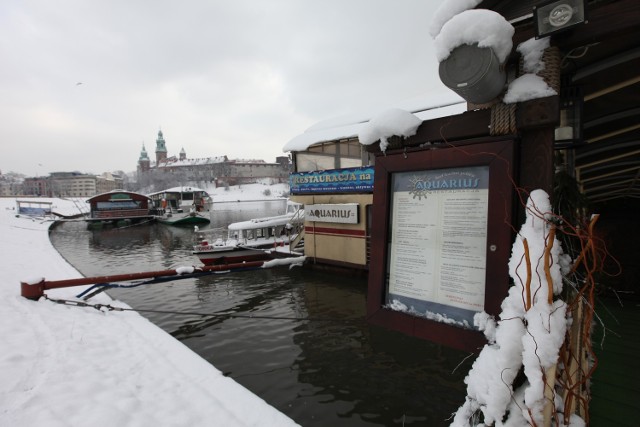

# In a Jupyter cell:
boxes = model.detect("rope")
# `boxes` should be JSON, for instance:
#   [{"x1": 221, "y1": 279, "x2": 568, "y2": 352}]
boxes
[
  {"x1": 490, "y1": 102, "x2": 517, "y2": 135},
  {"x1": 43, "y1": 295, "x2": 364, "y2": 324},
  {"x1": 487, "y1": 45, "x2": 561, "y2": 137},
  {"x1": 539, "y1": 46, "x2": 561, "y2": 93}
]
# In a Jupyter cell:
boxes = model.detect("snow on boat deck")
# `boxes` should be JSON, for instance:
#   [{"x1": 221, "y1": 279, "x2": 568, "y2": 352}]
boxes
[{"x1": 0, "y1": 197, "x2": 298, "y2": 427}]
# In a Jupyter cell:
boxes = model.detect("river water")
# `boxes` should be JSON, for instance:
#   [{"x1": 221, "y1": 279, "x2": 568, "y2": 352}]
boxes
[{"x1": 50, "y1": 200, "x2": 474, "y2": 427}]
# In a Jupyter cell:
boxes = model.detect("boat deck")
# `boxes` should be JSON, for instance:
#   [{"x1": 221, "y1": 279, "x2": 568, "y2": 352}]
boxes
[{"x1": 590, "y1": 297, "x2": 640, "y2": 426}]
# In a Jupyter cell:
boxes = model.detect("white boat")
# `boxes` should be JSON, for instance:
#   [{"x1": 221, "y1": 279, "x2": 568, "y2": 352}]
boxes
[
  {"x1": 148, "y1": 186, "x2": 213, "y2": 226},
  {"x1": 193, "y1": 201, "x2": 304, "y2": 265}
]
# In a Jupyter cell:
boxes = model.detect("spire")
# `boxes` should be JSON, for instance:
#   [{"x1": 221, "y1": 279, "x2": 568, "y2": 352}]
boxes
[
  {"x1": 155, "y1": 130, "x2": 167, "y2": 153},
  {"x1": 155, "y1": 129, "x2": 168, "y2": 164},
  {"x1": 139, "y1": 143, "x2": 149, "y2": 161}
]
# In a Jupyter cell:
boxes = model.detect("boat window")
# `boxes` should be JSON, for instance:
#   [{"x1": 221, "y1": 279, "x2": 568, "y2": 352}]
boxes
[
  {"x1": 293, "y1": 139, "x2": 364, "y2": 173},
  {"x1": 182, "y1": 193, "x2": 194, "y2": 201},
  {"x1": 96, "y1": 201, "x2": 139, "y2": 210}
]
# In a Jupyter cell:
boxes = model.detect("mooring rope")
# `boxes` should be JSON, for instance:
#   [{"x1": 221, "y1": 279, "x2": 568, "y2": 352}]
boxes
[{"x1": 43, "y1": 294, "x2": 364, "y2": 323}]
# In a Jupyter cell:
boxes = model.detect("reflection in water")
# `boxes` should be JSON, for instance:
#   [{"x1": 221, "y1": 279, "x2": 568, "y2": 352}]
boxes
[
  {"x1": 88, "y1": 225, "x2": 152, "y2": 253},
  {"x1": 50, "y1": 201, "x2": 473, "y2": 427}
]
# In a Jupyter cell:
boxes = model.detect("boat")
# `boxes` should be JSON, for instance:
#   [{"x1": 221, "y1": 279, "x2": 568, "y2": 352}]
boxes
[
  {"x1": 148, "y1": 186, "x2": 213, "y2": 226},
  {"x1": 192, "y1": 201, "x2": 304, "y2": 265},
  {"x1": 85, "y1": 191, "x2": 154, "y2": 229}
]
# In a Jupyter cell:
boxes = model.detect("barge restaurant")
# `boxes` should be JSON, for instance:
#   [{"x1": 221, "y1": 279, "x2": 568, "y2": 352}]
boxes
[
  {"x1": 284, "y1": 0, "x2": 639, "y2": 424},
  {"x1": 85, "y1": 190, "x2": 154, "y2": 228}
]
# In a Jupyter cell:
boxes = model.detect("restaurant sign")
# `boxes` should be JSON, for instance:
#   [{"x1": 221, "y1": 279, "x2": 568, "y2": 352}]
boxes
[
  {"x1": 289, "y1": 166, "x2": 374, "y2": 194},
  {"x1": 305, "y1": 203, "x2": 359, "y2": 224}
]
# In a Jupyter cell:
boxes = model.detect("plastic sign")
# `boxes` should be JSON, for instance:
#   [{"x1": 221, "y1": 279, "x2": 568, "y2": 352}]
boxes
[
  {"x1": 289, "y1": 166, "x2": 374, "y2": 194},
  {"x1": 305, "y1": 203, "x2": 359, "y2": 224}
]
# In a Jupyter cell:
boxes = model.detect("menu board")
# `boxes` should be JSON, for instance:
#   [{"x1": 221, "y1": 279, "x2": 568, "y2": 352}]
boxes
[{"x1": 386, "y1": 166, "x2": 489, "y2": 325}]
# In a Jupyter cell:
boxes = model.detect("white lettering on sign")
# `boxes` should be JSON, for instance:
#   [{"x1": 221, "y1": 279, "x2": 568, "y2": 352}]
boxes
[{"x1": 305, "y1": 203, "x2": 359, "y2": 224}]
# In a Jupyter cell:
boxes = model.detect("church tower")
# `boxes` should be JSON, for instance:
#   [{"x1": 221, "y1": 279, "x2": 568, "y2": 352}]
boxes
[
  {"x1": 179, "y1": 147, "x2": 186, "y2": 161},
  {"x1": 137, "y1": 143, "x2": 151, "y2": 181},
  {"x1": 155, "y1": 130, "x2": 168, "y2": 164}
]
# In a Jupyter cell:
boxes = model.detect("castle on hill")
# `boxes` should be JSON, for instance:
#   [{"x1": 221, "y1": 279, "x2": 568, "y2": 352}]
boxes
[{"x1": 137, "y1": 130, "x2": 290, "y2": 187}]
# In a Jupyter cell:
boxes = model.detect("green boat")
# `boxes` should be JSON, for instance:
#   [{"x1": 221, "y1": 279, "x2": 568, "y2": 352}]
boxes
[{"x1": 148, "y1": 186, "x2": 213, "y2": 227}]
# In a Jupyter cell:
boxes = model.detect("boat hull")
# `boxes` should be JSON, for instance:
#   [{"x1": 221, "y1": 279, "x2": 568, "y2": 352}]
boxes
[
  {"x1": 156, "y1": 213, "x2": 210, "y2": 226},
  {"x1": 193, "y1": 247, "x2": 272, "y2": 266}
]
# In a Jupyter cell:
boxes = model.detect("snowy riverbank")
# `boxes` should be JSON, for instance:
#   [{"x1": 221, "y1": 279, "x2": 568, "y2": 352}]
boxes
[{"x1": 0, "y1": 189, "x2": 298, "y2": 427}]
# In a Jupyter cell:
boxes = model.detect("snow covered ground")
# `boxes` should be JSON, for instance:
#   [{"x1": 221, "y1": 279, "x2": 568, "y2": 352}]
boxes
[{"x1": 0, "y1": 185, "x2": 298, "y2": 427}]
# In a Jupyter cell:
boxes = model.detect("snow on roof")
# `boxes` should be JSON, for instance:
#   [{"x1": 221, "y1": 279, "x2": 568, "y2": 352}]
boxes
[
  {"x1": 358, "y1": 109, "x2": 422, "y2": 153},
  {"x1": 147, "y1": 186, "x2": 209, "y2": 196},
  {"x1": 283, "y1": 92, "x2": 466, "y2": 153},
  {"x1": 154, "y1": 156, "x2": 227, "y2": 168},
  {"x1": 228, "y1": 213, "x2": 300, "y2": 231},
  {"x1": 228, "y1": 159, "x2": 268, "y2": 164}
]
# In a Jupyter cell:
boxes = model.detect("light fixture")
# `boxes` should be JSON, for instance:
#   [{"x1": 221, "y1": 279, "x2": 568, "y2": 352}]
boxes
[
  {"x1": 554, "y1": 85, "x2": 583, "y2": 149},
  {"x1": 438, "y1": 43, "x2": 506, "y2": 104},
  {"x1": 534, "y1": 0, "x2": 586, "y2": 38}
]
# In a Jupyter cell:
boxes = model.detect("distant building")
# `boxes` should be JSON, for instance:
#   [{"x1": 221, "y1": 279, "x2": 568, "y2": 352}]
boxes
[
  {"x1": 20, "y1": 172, "x2": 123, "y2": 198},
  {"x1": 0, "y1": 172, "x2": 25, "y2": 196},
  {"x1": 22, "y1": 177, "x2": 51, "y2": 197},
  {"x1": 137, "y1": 130, "x2": 290, "y2": 187}
]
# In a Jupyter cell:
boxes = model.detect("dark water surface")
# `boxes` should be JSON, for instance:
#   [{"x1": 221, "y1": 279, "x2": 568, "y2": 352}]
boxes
[{"x1": 50, "y1": 200, "x2": 473, "y2": 426}]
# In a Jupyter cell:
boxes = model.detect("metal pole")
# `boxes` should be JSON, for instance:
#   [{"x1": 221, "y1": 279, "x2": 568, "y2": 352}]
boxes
[{"x1": 20, "y1": 261, "x2": 266, "y2": 300}]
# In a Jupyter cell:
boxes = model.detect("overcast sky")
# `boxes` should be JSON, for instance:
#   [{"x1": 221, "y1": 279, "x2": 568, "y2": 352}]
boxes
[{"x1": 1, "y1": 0, "x2": 452, "y2": 177}]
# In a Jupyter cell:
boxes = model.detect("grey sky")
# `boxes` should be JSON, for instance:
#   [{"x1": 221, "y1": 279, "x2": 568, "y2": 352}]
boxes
[{"x1": 1, "y1": 0, "x2": 449, "y2": 177}]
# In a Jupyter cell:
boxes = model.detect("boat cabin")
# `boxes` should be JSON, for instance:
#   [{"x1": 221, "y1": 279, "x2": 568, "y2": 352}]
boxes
[
  {"x1": 86, "y1": 191, "x2": 153, "y2": 225},
  {"x1": 148, "y1": 187, "x2": 212, "y2": 214},
  {"x1": 16, "y1": 200, "x2": 53, "y2": 218},
  {"x1": 227, "y1": 202, "x2": 303, "y2": 244}
]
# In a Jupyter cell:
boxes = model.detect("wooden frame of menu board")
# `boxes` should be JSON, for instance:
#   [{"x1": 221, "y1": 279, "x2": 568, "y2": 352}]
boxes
[{"x1": 366, "y1": 138, "x2": 515, "y2": 352}]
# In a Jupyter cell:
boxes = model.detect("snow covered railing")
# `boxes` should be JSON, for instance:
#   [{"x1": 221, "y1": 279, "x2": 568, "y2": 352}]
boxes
[{"x1": 20, "y1": 258, "x2": 305, "y2": 301}]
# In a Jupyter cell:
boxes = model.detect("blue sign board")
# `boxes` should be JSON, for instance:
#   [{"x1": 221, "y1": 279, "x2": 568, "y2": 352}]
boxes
[{"x1": 289, "y1": 166, "x2": 374, "y2": 194}]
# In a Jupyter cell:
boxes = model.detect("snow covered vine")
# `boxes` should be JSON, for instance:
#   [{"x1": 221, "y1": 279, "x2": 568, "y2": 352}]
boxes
[{"x1": 450, "y1": 190, "x2": 582, "y2": 427}]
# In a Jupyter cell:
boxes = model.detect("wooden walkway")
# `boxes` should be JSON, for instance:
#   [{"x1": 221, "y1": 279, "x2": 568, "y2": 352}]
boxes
[{"x1": 590, "y1": 297, "x2": 640, "y2": 426}]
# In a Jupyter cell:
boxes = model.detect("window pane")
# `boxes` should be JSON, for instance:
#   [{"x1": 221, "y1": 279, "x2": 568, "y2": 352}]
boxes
[
  {"x1": 348, "y1": 141, "x2": 362, "y2": 156},
  {"x1": 296, "y1": 153, "x2": 336, "y2": 172},
  {"x1": 323, "y1": 143, "x2": 337, "y2": 154},
  {"x1": 339, "y1": 157, "x2": 363, "y2": 168}
]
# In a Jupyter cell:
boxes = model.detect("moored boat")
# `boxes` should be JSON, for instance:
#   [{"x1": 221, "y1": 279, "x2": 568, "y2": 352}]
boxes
[
  {"x1": 193, "y1": 201, "x2": 304, "y2": 265},
  {"x1": 148, "y1": 186, "x2": 213, "y2": 226},
  {"x1": 85, "y1": 191, "x2": 154, "y2": 229}
]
